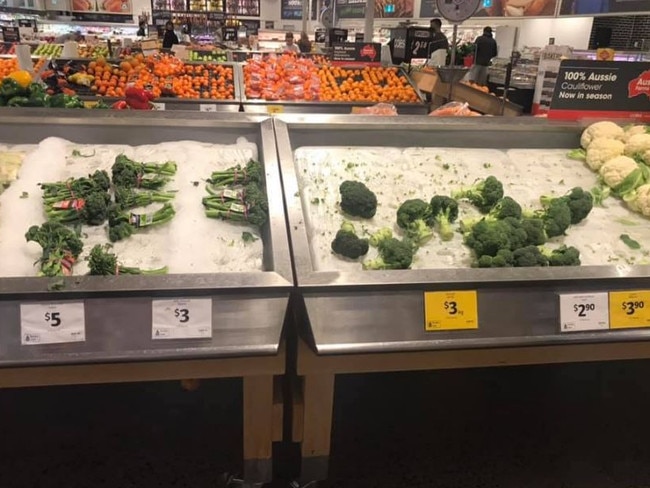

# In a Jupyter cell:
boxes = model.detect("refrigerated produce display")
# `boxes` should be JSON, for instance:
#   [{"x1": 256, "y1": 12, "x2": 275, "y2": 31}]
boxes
[{"x1": 0, "y1": 110, "x2": 292, "y2": 365}]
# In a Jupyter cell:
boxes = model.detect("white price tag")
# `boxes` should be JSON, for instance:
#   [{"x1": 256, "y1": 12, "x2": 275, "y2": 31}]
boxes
[
  {"x1": 152, "y1": 298, "x2": 212, "y2": 340},
  {"x1": 559, "y1": 293, "x2": 609, "y2": 332},
  {"x1": 151, "y1": 102, "x2": 166, "y2": 111},
  {"x1": 200, "y1": 104, "x2": 218, "y2": 112},
  {"x1": 20, "y1": 302, "x2": 85, "y2": 345}
]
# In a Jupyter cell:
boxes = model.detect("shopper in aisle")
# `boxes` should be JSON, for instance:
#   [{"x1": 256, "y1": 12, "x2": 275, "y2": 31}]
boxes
[
  {"x1": 428, "y1": 18, "x2": 449, "y2": 67},
  {"x1": 162, "y1": 21, "x2": 179, "y2": 49},
  {"x1": 469, "y1": 26, "x2": 498, "y2": 85},
  {"x1": 137, "y1": 21, "x2": 146, "y2": 37},
  {"x1": 298, "y1": 32, "x2": 312, "y2": 53},
  {"x1": 281, "y1": 32, "x2": 301, "y2": 54}
]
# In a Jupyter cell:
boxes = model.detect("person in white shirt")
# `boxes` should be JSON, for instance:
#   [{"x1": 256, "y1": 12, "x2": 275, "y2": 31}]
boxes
[{"x1": 281, "y1": 32, "x2": 300, "y2": 54}]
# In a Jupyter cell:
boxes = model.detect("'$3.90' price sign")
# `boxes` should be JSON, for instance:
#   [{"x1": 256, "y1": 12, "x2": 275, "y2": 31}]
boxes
[
  {"x1": 609, "y1": 290, "x2": 650, "y2": 329},
  {"x1": 424, "y1": 290, "x2": 478, "y2": 331},
  {"x1": 151, "y1": 298, "x2": 213, "y2": 339}
]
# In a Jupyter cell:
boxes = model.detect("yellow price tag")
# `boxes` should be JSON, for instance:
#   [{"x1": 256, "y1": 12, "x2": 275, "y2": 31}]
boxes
[
  {"x1": 609, "y1": 290, "x2": 650, "y2": 329},
  {"x1": 83, "y1": 101, "x2": 98, "y2": 109},
  {"x1": 424, "y1": 290, "x2": 478, "y2": 331},
  {"x1": 267, "y1": 105, "x2": 284, "y2": 114}
]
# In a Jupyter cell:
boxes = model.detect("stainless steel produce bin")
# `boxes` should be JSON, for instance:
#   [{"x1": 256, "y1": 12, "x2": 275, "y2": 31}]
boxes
[
  {"x1": 0, "y1": 110, "x2": 293, "y2": 367},
  {"x1": 275, "y1": 115, "x2": 650, "y2": 356}
]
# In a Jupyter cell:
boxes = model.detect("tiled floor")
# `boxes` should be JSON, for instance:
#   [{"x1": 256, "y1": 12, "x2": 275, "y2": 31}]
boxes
[{"x1": 2, "y1": 360, "x2": 650, "y2": 487}]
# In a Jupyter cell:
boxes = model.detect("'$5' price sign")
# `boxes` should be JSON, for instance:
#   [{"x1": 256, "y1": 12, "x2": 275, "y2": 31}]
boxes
[
  {"x1": 610, "y1": 291, "x2": 650, "y2": 329},
  {"x1": 152, "y1": 298, "x2": 212, "y2": 339},
  {"x1": 424, "y1": 290, "x2": 478, "y2": 331},
  {"x1": 20, "y1": 302, "x2": 86, "y2": 345}
]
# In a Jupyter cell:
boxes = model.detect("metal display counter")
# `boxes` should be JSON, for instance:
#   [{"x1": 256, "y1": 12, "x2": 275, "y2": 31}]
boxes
[
  {"x1": 273, "y1": 115, "x2": 650, "y2": 480},
  {"x1": 0, "y1": 110, "x2": 292, "y2": 484}
]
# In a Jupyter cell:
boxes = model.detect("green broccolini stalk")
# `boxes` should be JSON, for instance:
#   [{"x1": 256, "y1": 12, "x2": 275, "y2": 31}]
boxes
[
  {"x1": 202, "y1": 181, "x2": 268, "y2": 227},
  {"x1": 41, "y1": 170, "x2": 110, "y2": 204},
  {"x1": 46, "y1": 191, "x2": 111, "y2": 226},
  {"x1": 111, "y1": 154, "x2": 177, "y2": 190},
  {"x1": 108, "y1": 203, "x2": 176, "y2": 242},
  {"x1": 114, "y1": 187, "x2": 176, "y2": 209},
  {"x1": 88, "y1": 244, "x2": 168, "y2": 275},
  {"x1": 207, "y1": 159, "x2": 264, "y2": 187},
  {"x1": 25, "y1": 222, "x2": 83, "y2": 276}
]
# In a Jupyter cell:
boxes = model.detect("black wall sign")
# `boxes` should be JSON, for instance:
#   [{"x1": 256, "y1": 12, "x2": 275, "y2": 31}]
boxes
[
  {"x1": 315, "y1": 28, "x2": 326, "y2": 43},
  {"x1": 418, "y1": 0, "x2": 439, "y2": 17},
  {"x1": 1, "y1": 26, "x2": 20, "y2": 43},
  {"x1": 332, "y1": 42, "x2": 381, "y2": 65},
  {"x1": 71, "y1": 12, "x2": 133, "y2": 23},
  {"x1": 281, "y1": 0, "x2": 303, "y2": 19},
  {"x1": 222, "y1": 26, "x2": 237, "y2": 42},
  {"x1": 355, "y1": 32, "x2": 364, "y2": 42},
  {"x1": 549, "y1": 60, "x2": 650, "y2": 121},
  {"x1": 327, "y1": 28, "x2": 348, "y2": 46}
]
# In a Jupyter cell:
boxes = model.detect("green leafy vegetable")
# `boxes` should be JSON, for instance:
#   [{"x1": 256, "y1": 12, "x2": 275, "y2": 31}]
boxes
[{"x1": 620, "y1": 234, "x2": 641, "y2": 250}]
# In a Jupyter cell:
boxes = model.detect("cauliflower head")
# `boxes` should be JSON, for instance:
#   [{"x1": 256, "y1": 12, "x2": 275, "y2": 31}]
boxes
[
  {"x1": 580, "y1": 121, "x2": 624, "y2": 149},
  {"x1": 599, "y1": 155, "x2": 638, "y2": 189},
  {"x1": 624, "y1": 133, "x2": 650, "y2": 159},
  {"x1": 622, "y1": 125, "x2": 648, "y2": 143},
  {"x1": 625, "y1": 183, "x2": 650, "y2": 216},
  {"x1": 585, "y1": 138, "x2": 625, "y2": 171}
]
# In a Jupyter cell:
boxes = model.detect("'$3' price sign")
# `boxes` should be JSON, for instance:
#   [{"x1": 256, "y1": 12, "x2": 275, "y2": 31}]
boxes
[
  {"x1": 609, "y1": 291, "x2": 650, "y2": 329},
  {"x1": 152, "y1": 298, "x2": 212, "y2": 339},
  {"x1": 424, "y1": 291, "x2": 478, "y2": 331}
]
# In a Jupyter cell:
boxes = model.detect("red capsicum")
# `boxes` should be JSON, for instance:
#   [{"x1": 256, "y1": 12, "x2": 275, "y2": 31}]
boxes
[
  {"x1": 111, "y1": 100, "x2": 128, "y2": 110},
  {"x1": 125, "y1": 87, "x2": 154, "y2": 110}
]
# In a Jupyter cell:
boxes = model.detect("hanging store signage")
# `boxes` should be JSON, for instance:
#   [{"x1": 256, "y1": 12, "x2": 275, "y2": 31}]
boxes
[
  {"x1": 559, "y1": 292, "x2": 610, "y2": 332},
  {"x1": 419, "y1": 0, "x2": 439, "y2": 17},
  {"x1": 152, "y1": 298, "x2": 212, "y2": 339},
  {"x1": 471, "y1": 0, "x2": 558, "y2": 16},
  {"x1": 223, "y1": 26, "x2": 238, "y2": 42},
  {"x1": 559, "y1": 0, "x2": 650, "y2": 15},
  {"x1": 281, "y1": 0, "x2": 303, "y2": 19},
  {"x1": 332, "y1": 42, "x2": 381, "y2": 66},
  {"x1": 609, "y1": 290, "x2": 650, "y2": 329},
  {"x1": 20, "y1": 302, "x2": 86, "y2": 345},
  {"x1": 548, "y1": 60, "x2": 650, "y2": 122},
  {"x1": 336, "y1": 0, "x2": 414, "y2": 18},
  {"x1": 72, "y1": 0, "x2": 132, "y2": 16},
  {"x1": 424, "y1": 290, "x2": 478, "y2": 331},
  {"x1": 1, "y1": 26, "x2": 20, "y2": 43}
]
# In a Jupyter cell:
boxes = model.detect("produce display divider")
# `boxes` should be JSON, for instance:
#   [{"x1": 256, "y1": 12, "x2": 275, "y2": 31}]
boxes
[
  {"x1": 0, "y1": 110, "x2": 293, "y2": 367},
  {"x1": 240, "y1": 66, "x2": 429, "y2": 115}
]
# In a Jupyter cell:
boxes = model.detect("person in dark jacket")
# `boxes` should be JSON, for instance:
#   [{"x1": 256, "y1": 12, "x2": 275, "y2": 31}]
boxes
[
  {"x1": 137, "y1": 21, "x2": 146, "y2": 36},
  {"x1": 469, "y1": 26, "x2": 498, "y2": 85},
  {"x1": 297, "y1": 31, "x2": 312, "y2": 53},
  {"x1": 162, "y1": 21, "x2": 179, "y2": 49}
]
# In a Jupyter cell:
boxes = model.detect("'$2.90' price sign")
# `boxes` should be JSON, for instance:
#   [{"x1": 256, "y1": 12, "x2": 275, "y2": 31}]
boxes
[
  {"x1": 20, "y1": 302, "x2": 86, "y2": 345},
  {"x1": 424, "y1": 290, "x2": 478, "y2": 331},
  {"x1": 151, "y1": 298, "x2": 213, "y2": 339},
  {"x1": 609, "y1": 291, "x2": 650, "y2": 329}
]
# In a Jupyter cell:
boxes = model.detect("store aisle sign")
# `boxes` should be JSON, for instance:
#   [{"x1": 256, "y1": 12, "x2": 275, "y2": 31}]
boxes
[
  {"x1": 559, "y1": 292, "x2": 609, "y2": 332},
  {"x1": 152, "y1": 298, "x2": 213, "y2": 339},
  {"x1": 548, "y1": 60, "x2": 650, "y2": 122},
  {"x1": 1, "y1": 26, "x2": 20, "y2": 43},
  {"x1": 424, "y1": 290, "x2": 478, "y2": 331},
  {"x1": 609, "y1": 290, "x2": 650, "y2": 329},
  {"x1": 20, "y1": 302, "x2": 86, "y2": 345}
]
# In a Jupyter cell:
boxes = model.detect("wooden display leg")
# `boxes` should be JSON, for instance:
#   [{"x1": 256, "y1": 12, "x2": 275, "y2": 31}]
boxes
[
  {"x1": 299, "y1": 373, "x2": 335, "y2": 482},
  {"x1": 243, "y1": 375, "x2": 275, "y2": 484}
]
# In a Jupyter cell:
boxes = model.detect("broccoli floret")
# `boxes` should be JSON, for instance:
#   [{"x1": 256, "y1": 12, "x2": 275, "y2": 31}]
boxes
[
  {"x1": 81, "y1": 191, "x2": 111, "y2": 226},
  {"x1": 464, "y1": 218, "x2": 514, "y2": 257},
  {"x1": 339, "y1": 180, "x2": 377, "y2": 219},
  {"x1": 331, "y1": 221, "x2": 369, "y2": 259},
  {"x1": 429, "y1": 195, "x2": 458, "y2": 241},
  {"x1": 362, "y1": 237, "x2": 413, "y2": 270},
  {"x1": 489, "y1": 196, "x2": 522, "y2": 220},
  {"x1": 88, "y1": 244, "x2": 168, "y2": 275},
  {"x1": 369, "y1": 227, "x2": 393, "y2": 247},
  {"x1": 512, "y1": 245, "x2": 549, "y2": 267},
  {"x1": 542, "y1": 245, "x2": 581, "y2": 266},
  {"x1": 452, "y1": 176, "x2": 504, "y2": 213},
  {"x1": 396, "y1": 199, "x2": 434, "y2": 246},
  {"x1": 476, "y1": 249, "x2": 514, "y2": 268},
  {"x1": 540, "y1": 187, "x2": 593, "y2": 225},
  {"x1": 524, "y1": 199, "x2": 572, "y2": 238},
  {"x1": 521, "y1": 218, "x2": 547, "y2": 246}
]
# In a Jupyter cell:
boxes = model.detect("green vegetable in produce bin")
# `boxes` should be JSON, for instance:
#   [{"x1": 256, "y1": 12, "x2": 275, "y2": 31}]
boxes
[
  {"x1": 93, "y1": 98, "x2": 110, "y2": 109},
  {"x1": 88, "y1": 244, "x2": 168, "y2": 275},
  {"x1": 47, "y1": 93, "x2": 84, "y2": 108},
  {"x1": 0, "y1": 78, "x2": 24, "y2": 98}
]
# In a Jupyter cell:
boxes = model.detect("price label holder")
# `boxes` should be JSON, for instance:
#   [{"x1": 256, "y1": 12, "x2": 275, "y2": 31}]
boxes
[
  {"x1": 609, "y1": 290, "x2": 650, "y2": 329},
  {"x1": 151, "y1": 102, "x2": 165, "y2": 111},
  {"x1": 20, "y1": 302, "x2": 85, "y2": 345},
  {"x1": 267, "y1": 105, "x2": 284, "y2": 114},
  {"x1": 424, "y1": 290, "x2": 478, "y2": 331},
  {"x1": 152, "y1": 298, "x2": 212, "y2": 340},
  {"x1": 200, "y1": 104, "x2": 218, "y2": 112},
  {"x1": 559, "y1": 292, "x2": 609, "y2": 332}
]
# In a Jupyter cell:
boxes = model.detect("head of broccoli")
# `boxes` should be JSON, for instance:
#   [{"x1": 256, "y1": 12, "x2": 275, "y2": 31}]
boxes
[
  {"x1": 396, "y1": 199, "x2": 434, "y2": 247},
  {"x1": 363, "y1": 237, "x2": 413, "y2": 270},
  {"x1": 476, "y1": 249, "x2": 514, "y2": 268},
  {"x1": 520, "y1": 218, "x2": 547, "y2": 246},
  {"x1": 512, "y1": 246, "x2": 549, "y2": 267},
  {"x1": 429, "y1": 195, "x2": 458, "y2": 241},
  {"x1": 464, "y1": 218, "x2": 513, "y2": 258},
  {"x1": 331, "y1": 221, "x2": 369, "y2": 259},
  {"x1": 452, "y1": 176, "x2": 504, "y2": 214},
  {"x1": 489, "y1": 196, "x2": 522, "y2": 220},
  {"x1": 339, "y1": 180, "x2": 377, "y2": 219},
  {"x1": 542, "y1": 245, "x2": 581, "y2": 266},
  {"x1": 541, "y1": 187, "x2": 593, "y2": 225}
]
